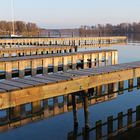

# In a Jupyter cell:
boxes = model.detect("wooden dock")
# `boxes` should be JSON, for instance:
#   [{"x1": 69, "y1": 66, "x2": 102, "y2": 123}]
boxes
[
  {"x1": 0, "y1": 36, "x2": 127, "y2": 46},
  {"x1": 0, "y1": 49, "x2": 118, "y2": 79},
  {"x1": 0, "y1": 61, "x2": 140, "y2": 110},
  {"x1": 0, "y1": 45, "x2": 77, "y2": 58}
]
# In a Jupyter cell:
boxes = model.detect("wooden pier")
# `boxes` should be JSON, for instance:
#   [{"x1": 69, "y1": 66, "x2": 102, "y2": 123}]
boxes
[
  {"x1": 0, "y1": 50, "x2": 118, "y2": 79},
  {"x1": 0, "y1": 61, "x2": 139, "y2": 110},
  {"x1": 0, "y1": 45, "x2": 77, "y2": 58},
  {"x1": 0, "y1": 36, "x2": 127, "y2": 46}
]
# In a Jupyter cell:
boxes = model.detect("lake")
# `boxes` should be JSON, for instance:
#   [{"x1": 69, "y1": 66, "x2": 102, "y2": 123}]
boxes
[{"x1": 0, "y1": 36, "x2": 140, "y2": 140}]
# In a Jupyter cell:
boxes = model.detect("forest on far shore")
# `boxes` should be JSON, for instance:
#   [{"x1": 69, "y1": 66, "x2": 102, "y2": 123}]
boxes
[{"x1": 0, "y1": 21, "x2": 140, "y2": 37}]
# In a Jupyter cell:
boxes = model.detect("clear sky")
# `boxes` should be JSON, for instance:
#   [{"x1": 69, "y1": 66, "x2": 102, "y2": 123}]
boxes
[{"x1": 0, "y1": 0, "x2": 140, "y2": 28}]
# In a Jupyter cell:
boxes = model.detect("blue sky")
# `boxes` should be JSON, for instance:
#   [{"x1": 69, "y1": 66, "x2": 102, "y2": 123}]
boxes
[{"x1": 0, "y1": 0, "x2": 140, "y2": 28}]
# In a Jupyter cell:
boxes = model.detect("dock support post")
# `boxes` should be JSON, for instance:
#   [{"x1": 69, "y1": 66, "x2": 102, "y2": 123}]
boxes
[
  {"x1": 72, "y1": 56, "x2": 77, "y2": 70},
  {"x1": 105, "y1": 52, "x2": 109, "y2": 66},
  {"x1": 43, "y1": 59, "x2": 48, "y2": 75},
  {"x1": 72, "y1": 94, "x2": 78, "y2": 127},
  {"x1": 111, "y1": 51, "x2": 115, "y2": 65},
  {"x1": 83, "y1": 90, "x2": 90, "y2": 129},
  {"x1": 5, "y1": 62, "x2": 12, "y2": 79},
  {"x1": 128, "y1": 79, "x2": 133, "y2": 92},
  {"x1": 20, "y1": 104, "x2": 26, "y2": 118},
  {"x1": 137, "y1": 77, "x2": 140, "y2": 89},
  {"x1": 118, "y1": 81, "x2": 124, "y2": 94},
  {"x1": 63, "y1": 57, "x2": 68, "y2": 72},
  {"x1": 32, "y1": 101, "x2": 41, "y2": 114},
  {"x1": 96, "y1": 120, "x2": 102, "y2": 140},
  {"x1": 108, "y1": 83, "x2": 117, "y2": 94},
  {"x1": 98, "y1": 53, "x2": 103, "y2": 67},
  {"x1": 118, "y1": 112, "x2": 123, "y2": 133},
  {"x1": 114, "y1": 51, "x2": 118, "y2": 64},
  {"x1": 96, "y1": 86, "x2": 102, "y2": 96},
  {"x1": 53, "y1": 97, "x2": 59, "y2": 115},
  {"x1": 68, "y1": 94, "x2": 72, "y2": 106},
  {"x1": 107, "y1": 116, "x2": 113, "y2": 138},
  {"x1": 83, "y1": 55, "x2": 88, "y2": 69},
  {"x1": 9, "y1": 106, "x2": 21, "y2": 120},
  {"x1": 53, "y1": 58, "x2": 58, "y2": 73},
  {"x1": 31, "y1": 60, "x2": 37, "y2": 76},
  {"x1": 63, "y1": 95, "x2": 68, "y2": 112},
  {"x1": 43, "y1": 99, "x2": 49, "y2": 117},
  {"x1": 108, "y1": 83, "x2": 113, "y2": 94},
  {"x1": 136, "y1": 105, "x2": 140, "y2": 126},
  {"x1": 127, "y1": 108, "x2": 132, "y2": 129},
  {"x1": 19, "y1": 61, "x2": 25, "y2": 78}
]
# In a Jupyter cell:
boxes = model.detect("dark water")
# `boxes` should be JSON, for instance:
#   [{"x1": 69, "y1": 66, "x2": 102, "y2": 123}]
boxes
[{"x1": 1, "y1": 38, "x2": 140, "y2": 140}]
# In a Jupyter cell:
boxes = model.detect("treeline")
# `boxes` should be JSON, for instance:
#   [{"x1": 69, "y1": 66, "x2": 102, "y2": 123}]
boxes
[
  {"x1": 79, "y1": 22, "x2": 140, "y2": 37},
  {"x1": 0, "y1": 21, "x2": 40, "y2": 36}
]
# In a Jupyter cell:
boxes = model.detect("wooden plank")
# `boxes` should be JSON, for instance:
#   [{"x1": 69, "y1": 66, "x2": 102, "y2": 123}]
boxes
[
  {"x1": 53, "y1": 73, "x2": 73, "y2": 79},
  {"x1": 0, "y1": 80, "x2": 31, "y2": 89},
  {"x1": 46, "y1": 74, "x2": 70, "y2": 80},
  {"x1": 25, "y1": 77, "x2": 53, "y2": 84},
  {"x1": 0, "y1": 89, "x2": 6, "y2": 93},
  {"x1": 0, "y1": 83, "x2": 20, "y2": 91},
  {"x1": 13, "y1": 78, "x2": 44, "y2": 86},
  {"x1": 35, "y1": 75, "x2": 58, "y2": 82}
]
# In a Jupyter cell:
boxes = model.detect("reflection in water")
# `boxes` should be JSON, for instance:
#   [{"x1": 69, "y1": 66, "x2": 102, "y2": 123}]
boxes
[
  {"x1": 0, "y1": 77, "x2": 140, "y2": 138},
  {"x1": 68, "y1": 103, "x2": 140, "y2": 140}
]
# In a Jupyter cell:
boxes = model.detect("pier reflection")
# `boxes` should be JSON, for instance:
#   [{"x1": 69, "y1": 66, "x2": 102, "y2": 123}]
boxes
[
  {"x1": 0, "y1": 78, "x2": 139, "y2": 134},
  {"x1": 68, "y1": 100, "x2": 140, "y2": 140}
]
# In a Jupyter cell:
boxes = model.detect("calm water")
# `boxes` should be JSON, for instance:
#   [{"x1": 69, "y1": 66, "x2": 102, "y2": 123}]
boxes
[{"x1": 1, "y1": 39, "x2": 140, "y2": 140}]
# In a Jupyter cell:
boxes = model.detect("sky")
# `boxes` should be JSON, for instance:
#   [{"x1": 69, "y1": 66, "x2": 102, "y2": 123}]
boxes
[{"x1": 0, "y1": 0, "x2": 140, "y2": 28}]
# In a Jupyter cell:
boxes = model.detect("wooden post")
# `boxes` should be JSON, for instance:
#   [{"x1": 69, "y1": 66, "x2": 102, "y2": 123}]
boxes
[
  {"x1": 32, "y1": 101, "x2": 41, "y2": 114},
  {"x1": 83, "y1": 90, "x2": 90, "y2": 129},
  {"x1": 118, "y1": 81, "x2": 124, "y2": 94},
  {"x1": 72, "y1": 94, "x2": 78, "y2": 127},
  {"x1": 79, "y1": 40, "x2": 81, "y2": 46},
  {"x1": 107, "y1": 116, "x2": 113, "y2": 138},
  {"x1": 118, "y1": 112, "x2": 123, "y2": 133},
  {"x1": 137, "y1": 77, "x2": 140, "y2": 89},
  {"x1": 53, "y1": 58, "x2": 58, "y2": 73},
  {"x1": 63, "y1": 57, "x2": 68, "y2": 72},
  {"x1": 20, "y1": 104, "x2": 26, "y2": 118},
  {"x1": 105, "y1": 52, "x2": 109, "y2": 66},
  {"x1": 85, "y1": 40, "x2": 87, "y2": 45},
  {"x1": 127, "y1": 108, "x2": 132, "y2": 129},
  {"x1": 114, "y1": 51, "x2": 118, "y2": 64},
  {"x1": 96, "y1": 120, "x2": 102, "y2": 140},
  {"x1": 136, "y1": 105, "x2": 140, "y2": 126},
  {"x1": 128, "y1": 79, "x2": 133, "y2": 92},
  {"x1": 43, "y1": 59, "x2": 48, "y2": 75},
  {"x1": 98, "y1": 53, "x2": 102, "y2": 67},
  {"x1": 96, "y1": 86, "x2": 102, "y2": 96},
  {"x1": 67, "y1": 94, "x2": 72, "y2": 106},
  {"x1": 43, "y1": 99, "x2": 49, "y2": 118},
  {"x1": 9, "y1": 106, "x2": 21, "y2": 120},
  {"x1": 5, "y1": 62, "x2": 12, "y2": 79},
  {"x1": 108, "y1": 83, "x2": 113, "y2": 94},
  {"x1": 31, "y1": 60, "x2": 37, "y2": 76},
  {"x1": 83, "y1": 55, "x2": 88, "y2": 69},
  {"x1": 82, "y1": 127, "x2": 89, "y2": 140},
  {"x1": 72, "y1": 56, "x2": 77, "y2": 70},
  {"x1": 19, "y1": 61, "x2": 25, "y2": 78},
  {"x1": 53, "y1": 97, "x2": 59, "y2": 115},
  {"x1": 63, "y1": 95, "x2": 68, "y2": 112}
]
